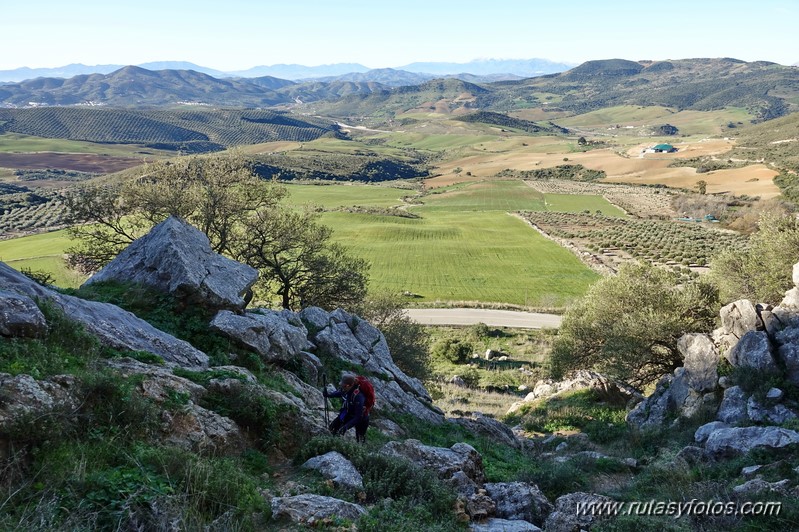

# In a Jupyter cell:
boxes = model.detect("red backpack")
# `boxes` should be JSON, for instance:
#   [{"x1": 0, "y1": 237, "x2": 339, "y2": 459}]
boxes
[{"x1": 355, "y1": 375, "x2": 375, "y2": 415}]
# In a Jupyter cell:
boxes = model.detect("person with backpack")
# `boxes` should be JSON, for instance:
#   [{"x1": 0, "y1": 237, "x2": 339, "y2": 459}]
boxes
[{"x1": 323, "y1": 371, "x2": 373, "y2": 443}]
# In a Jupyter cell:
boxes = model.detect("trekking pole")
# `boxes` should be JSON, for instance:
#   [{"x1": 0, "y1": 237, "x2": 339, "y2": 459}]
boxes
[{"x1": 322, "y1": 373, "x2": 330, "y2": 427}]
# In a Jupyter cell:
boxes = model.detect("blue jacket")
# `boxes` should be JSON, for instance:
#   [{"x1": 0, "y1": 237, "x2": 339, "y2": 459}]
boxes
[{"x1": 328, "y1": 385, "x2": 366, "y2": 432}]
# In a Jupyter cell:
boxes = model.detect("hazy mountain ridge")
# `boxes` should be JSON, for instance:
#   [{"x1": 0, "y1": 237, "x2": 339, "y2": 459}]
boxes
[
  {"x1": 1, "y1": 58, "x2": 796, "y2": 124},
  {"x1": 0, "y1": 58, "x2": 571, "y2": 83}
]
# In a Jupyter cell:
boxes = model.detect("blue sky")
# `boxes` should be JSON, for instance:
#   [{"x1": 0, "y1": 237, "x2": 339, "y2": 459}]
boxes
[{"x1": 3, "y1": 0, "x2": 797, "y2": 70}]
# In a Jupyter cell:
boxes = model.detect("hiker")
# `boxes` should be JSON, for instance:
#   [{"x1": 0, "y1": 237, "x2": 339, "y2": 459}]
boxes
[{"x1": 323, "y1": 371, "x2": 372, "y2": 443}]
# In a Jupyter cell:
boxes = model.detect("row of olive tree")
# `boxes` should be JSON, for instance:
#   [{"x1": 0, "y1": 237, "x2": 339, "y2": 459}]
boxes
[
  {"x1": 65, "y1": 153, "x2": 368, "y2": 311},
  {"x1": 550, "y1": 211, "x2": 799, "y2": 390}
]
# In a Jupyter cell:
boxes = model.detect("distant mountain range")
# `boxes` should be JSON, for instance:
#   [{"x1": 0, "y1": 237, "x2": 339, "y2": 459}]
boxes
[
  {"x1": 0, "y1": 58, "x2": 574, "y2": 83},
  {"x1": 1, "y1": 58, "x2": 797, "y2": 123}
]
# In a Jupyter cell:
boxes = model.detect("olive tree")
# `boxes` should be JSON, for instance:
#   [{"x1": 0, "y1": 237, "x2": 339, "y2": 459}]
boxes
[
  {"x1": 233, "y1": 207, "x2": 369, "y2": 310},
  {"x1": 709, "y1": 211, "x2": 799, "y2": 305},
  {"x1": 550, "y1": 262, "x2": 719, "y2": 389},
  {"x1": 66, "y1": 153, "x2": 369, "y2": 311}
]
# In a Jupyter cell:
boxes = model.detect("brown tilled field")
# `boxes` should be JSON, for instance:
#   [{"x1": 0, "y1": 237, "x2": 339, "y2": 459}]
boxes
[
  {"x1": 426, "y1": 136, "x2": 780, "y2": 198},
  {"x1": 0, "y1": 152, "x2": 145, "y2": 173}
]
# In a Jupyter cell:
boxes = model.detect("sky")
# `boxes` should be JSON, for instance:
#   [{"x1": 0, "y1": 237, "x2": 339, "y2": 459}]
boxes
[{"x1": 2, "y1": 0, "x2": 797, "y2": 71}]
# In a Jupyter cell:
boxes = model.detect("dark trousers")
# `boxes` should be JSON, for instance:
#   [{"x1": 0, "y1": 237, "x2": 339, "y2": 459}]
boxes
[{"x1": 329, "y1": 415, "x2": 370, "y2": 443}]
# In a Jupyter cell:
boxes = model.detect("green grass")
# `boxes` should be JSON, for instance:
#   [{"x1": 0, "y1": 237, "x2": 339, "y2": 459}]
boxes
[
  {"x1": 283, "y1": 183, "x2": 409, "y2": 209},
  {"x1": 0, "y1": 133, "x2": 167, "y2": 157},
  {"x1": 0, "y1": 180, "x2": 611, "y2": 303},
  {"x1": 321, "y1": 207, "x2": 598, "y2": 307},
  {"x1": 381, "y1": 132, "x2": 498, "y2": 151},
  {"x1": 0, "y1": 229, "x2": 86, "y2": 287}
]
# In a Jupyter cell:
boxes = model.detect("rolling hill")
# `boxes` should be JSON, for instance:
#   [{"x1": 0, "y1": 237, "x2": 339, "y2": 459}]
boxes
[{"x1": 0, "y1": 107, "x2": 340, "y2": 149}]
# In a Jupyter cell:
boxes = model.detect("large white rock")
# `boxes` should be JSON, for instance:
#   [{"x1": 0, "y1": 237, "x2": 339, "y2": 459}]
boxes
[{"x1": 84, "y1": 216, "x2": 258, "y2": 312}]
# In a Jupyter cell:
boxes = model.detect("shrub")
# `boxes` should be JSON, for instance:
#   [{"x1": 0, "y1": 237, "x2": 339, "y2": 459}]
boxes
[{"x1": 431, "y1": 338, "x2": 473, "y2": 364}]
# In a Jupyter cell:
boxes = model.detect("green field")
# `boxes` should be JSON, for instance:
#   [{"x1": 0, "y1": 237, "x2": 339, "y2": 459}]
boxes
[
  {"x1": 283, "y1": 183, "x2": 409, "y2": 209},
  {"x1": 0, "y1": 179, "x2": 620, "y2": 306},
  {"x1": 0, "y1": 229, "x2": 85, "y2": 287}
]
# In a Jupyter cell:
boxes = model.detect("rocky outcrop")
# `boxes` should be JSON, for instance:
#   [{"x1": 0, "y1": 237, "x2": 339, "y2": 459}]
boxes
[
  {"x1": 0, "y1": 261, "x2": 209, "y2": 369},
  {"x1": 270, "y1": 494, "x2": 366, "y2": 525},
  {"x1": 162, "y1": 402, "x2": 245, "y2": 455},
  {"x1": 0, "y1": 373, "x2": 80, "y2": 430},
  {"x1": 0, "y1": 289, "x2": 47, "y2": 338},
  {"x1": 301, "y1": 451, "x2": 363, "y2": 491},
  {"x1": 544, "y1": 492, "x2": 615, "y2": 532},
  {"x1": 701, "y1": 425, "x2": 799, "y2": 456},
  {"x1": 83, "y1": 216, "x2": 257, "y2": 312},
  {"x1": 454, "y1": 413, "x2": 525, "y2": 449},
  {"x1": 210, "y1": 309, "x2": 313, "y2": 363},
  {"x1": 484, "y1": 482, "x2": 552, "y2": 526}
]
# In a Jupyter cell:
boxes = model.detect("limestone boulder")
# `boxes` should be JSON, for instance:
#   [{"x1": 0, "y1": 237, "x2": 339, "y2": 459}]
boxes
[
  {"x1": 270, "y1": 494, "x2": 366, "y2": 525},
  {"x1": 0, "y1": 261, "x2": 208, "y2": 369},
  {"x1": 704, "y1": 426, "x2": 799, "y2": 456},
  {"x1": 470, "y1": 518, "x2": 541, "y2": 531},
  {"x1": 544, "y1": 492, "x2": 615, "y2": 532},
  {"x1": 0, "y1": 373, "x2": 80, "y2": 430},
  {"x1": 380, "y1": 439, "x2": 487, "y2": 485},
  {"x1": 0, "y1": 289, "x2": 47, "y2": 338},
  {"x1": 162, "y1": 402, "x2": 245, "y2": 456},
  {"x1": 719, "y1": 299, "x2": 760, "y2": 340},
  {"x1": 677, "y1": 333, "x2": 718, "y2": 392},
  {"x1": 725, "y1": 331, "x2": 778, "y2": 371},
  {"x1": 484, "y1": 482, "x2": 552, "y2": 526},
  {"x1": 210, "y1": 309, "x2": 312, "y2": 363},
  {"x1": 453, "y1": 413, "x2": 524, "y2": 449},
  {"x1": 83, "y1": 216, "x2": 257, "y2": 312},
  {"x1": 301, "y1": 451, "x2": 363, "y2": 491}
]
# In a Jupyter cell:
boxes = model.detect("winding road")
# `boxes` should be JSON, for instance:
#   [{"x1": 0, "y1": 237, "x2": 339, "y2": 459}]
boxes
[{"x1": 404, "y1": 308, "x2": 562, "y2": 329}]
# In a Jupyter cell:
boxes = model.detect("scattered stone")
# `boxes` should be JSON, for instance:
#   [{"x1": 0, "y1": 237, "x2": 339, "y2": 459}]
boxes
[
  {"x1": 544, "y1": 492, "x2": 615, "y2": 532},
  {"x1": 270, "y1": 494, "x2": 366, "y2": 525},
  {"x1": 470, "y1": 518, "x2": 541, "y2": 531},
  {"x1": 704, "y1": 426, "x2": 799, "y2": 456},
  {"x1": 741, "y1": 465, "x2": 763, "y2": 478},
  {"x1": 484, "y1": 482, "x2": 552, "y2": 526},
  {"x1": 0, "y1": 289, "x2": 47, "y2": 338},
  {"x1": 302, "y1": 451, "x2": 363, "y2": 491}
]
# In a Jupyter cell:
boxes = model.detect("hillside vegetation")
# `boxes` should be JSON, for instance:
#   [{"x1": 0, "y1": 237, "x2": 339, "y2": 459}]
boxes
[{"x1": 0, "y1": 107, "x2": 339, "y2": 151}]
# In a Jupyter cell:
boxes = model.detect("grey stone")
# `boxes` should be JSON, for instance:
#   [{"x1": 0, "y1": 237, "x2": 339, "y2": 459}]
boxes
[
  {"x1": 0, "y1": 289, "x2": 47, "y2": 338},
  {"x1": 453, "y1": 413, "x2": 523, "y2": 449},
  {"x1": 677, "y1": 333, "x2": 718, "y2": 392},
  {"x1": 725, "y1": 331, "x2": 778, "y2": 371},
  {"x1": 0, "y1": 261, "x2": 208, "y2": 369},
  {"x1": 544, "y1": 492, "x2": 615, "y2": 532},
  {"x1": 626, "y1": 374, "x2": 672, "y2": 429},
  {"x1": 781, "y1": 287, "x2": 799, "y2": 310},
  {"x1": 695, "y1": 421, "x2": 730, "y2": 444},
  {"x1": 719, "y1": 299, "x2": 760, "y2": 339},
  {"x1": 270, "y1": 494, "x2": 366, "y2": 525},
  {"x1": 775, "y1": 326, "x2": 799, "y2": 385},
  {"x1": 766, "y1": 388, "x2": 785, "y2": 401},
  {"x1": 162, "y1": 402, "x2": 244, "y2": 456},
  {"x1": 675, "y1": 445, "x2": 707, "y2": 466},
  {"x1": 379, "y1": 439, "x2": 486, "y2": 485},
  {"x1": 83, "y1": 216, "x2": 257, "y2": 312},
  {"x1": 470, "y1": 518, "x2": 542, "y2": 532},
  {"x1": 484, "y1": 482, "x2": 552, "y2": 526},
  {"x1": 747, "y1": 396, "x2": 798, "y2": 424},
  {"x1": 741, "y1": 465, "x2": 763, "y2": 478},
  {"x1": 104, "y1": 358, "x2": 207, "y2": 403},
  {"x1": 0, "y1": 373, "x2": 80, "y2": 430},
  {"x1": 716, "y1": 386, "x2": 748, "y2": 423},
  {"x1": 733, "y1": 478, "x2": 791, "y2": 496},
  {"x1": 301, "y1": 451, "x2": 363, "y2": 491},
  {"x1": 704, "y1": 426, "x2": 799, "y2": 456},
  {"x1": 210, "y1": 309, "x2": 312, "y2": 363}
]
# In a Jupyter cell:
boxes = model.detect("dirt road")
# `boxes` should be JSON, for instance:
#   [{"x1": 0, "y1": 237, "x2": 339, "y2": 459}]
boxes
[{"x1": 404, "y1": 308, "x2": 562, "y2": 329}]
